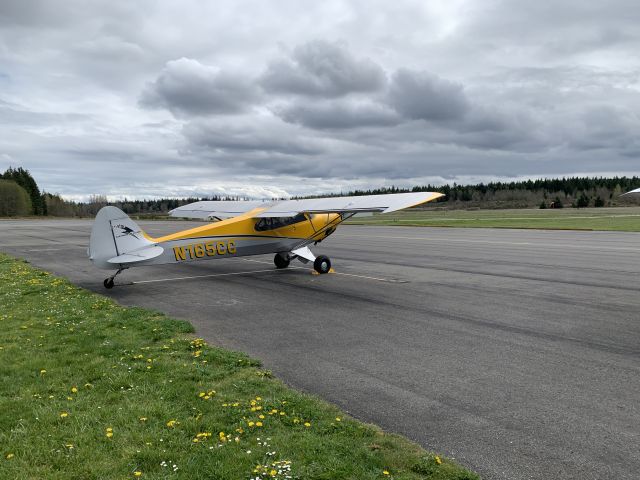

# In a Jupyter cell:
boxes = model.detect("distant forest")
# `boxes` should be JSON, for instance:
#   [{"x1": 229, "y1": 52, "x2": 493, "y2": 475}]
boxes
[{"x1": 1, "y1": 167, "x2": 639, "y2": 217}]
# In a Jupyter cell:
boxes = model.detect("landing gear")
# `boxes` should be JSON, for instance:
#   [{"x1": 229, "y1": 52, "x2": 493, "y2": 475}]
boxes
[
  {"x1": 103, "y1": 267, "x2": 126, "y2": 289},
  {"x1": 274, "y1": 253, "x2": 290, "y2": 269},
  {"x1": 313, "y1": 255, "x2": 331, "y2": 274}
]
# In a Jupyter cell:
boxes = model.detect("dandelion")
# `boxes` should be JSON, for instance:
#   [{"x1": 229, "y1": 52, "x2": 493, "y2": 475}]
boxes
[
  {"x1": 6, "y1": 453, "x2": 14, "y2": 459},
  {"x1": 40, "y1": 369, "x2": 46, "y2": 375},
  {"x1": 60, "y1": 412, "x2": 69, "y2": 418},
  {"x1": 256, "y1": 422, "x2": 263, "y2": 427},
  {"x1": 134, "y1": 471, "x2": 142, "y2": 477},
  {"x1": 65, "y1": 444, "x2": 74, "y2": 449},
  {"x1": 304, "y1": 422, "x2": 311, "y2": 428},
  {"x1": 383, "y1": 470, "x2": 390, "y2": 475},
  {"x1": 336, "y1": 417, "x2": 341, "y2": 422},
  {"x1": 139, "y1": 417, "x2": 147, "y2": 422},
  {"x1": 166, "y1": 419, "x2": 179, "y2": 428},
  {"x1": 71, "y1": 386, "x2": 78, "y2": 393},
  {"x1": 106, "y1": 427, "x2": 113, "y2": 438},
  {"x1": 435, "y1": 455, "x2": 442, "y2": 465}
]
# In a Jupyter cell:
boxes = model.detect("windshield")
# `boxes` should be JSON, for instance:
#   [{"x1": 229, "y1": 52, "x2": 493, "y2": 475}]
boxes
[{"x1": 254, "y1": 213, "x2": 307, "y2": 231}]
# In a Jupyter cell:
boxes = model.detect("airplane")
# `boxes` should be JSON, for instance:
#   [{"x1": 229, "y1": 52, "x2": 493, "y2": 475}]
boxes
[{"x1": 88, "y1": 192, "x2": 444, "y2": 288}]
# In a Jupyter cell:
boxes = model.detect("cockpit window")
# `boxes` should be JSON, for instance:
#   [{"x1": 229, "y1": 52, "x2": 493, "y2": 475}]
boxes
[{"x1": 255, "y1": 213, "x2": 307, "y2": 231}]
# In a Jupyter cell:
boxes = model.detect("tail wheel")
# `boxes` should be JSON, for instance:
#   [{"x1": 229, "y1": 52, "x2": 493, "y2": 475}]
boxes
[
  {"x1": 274, "y1": 253, "x2": 290, "y2": 269},
  {"x1": 103, "y1": 278, "x2": 115, "y2": 289},
  {"x1": 313, "y1": 255, "x2": 331, "y2": 274}
]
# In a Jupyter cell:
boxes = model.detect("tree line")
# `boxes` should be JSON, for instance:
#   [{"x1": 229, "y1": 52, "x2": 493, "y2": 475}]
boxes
[
  {"x1": 304, "y1": 176, "x2": 640, "y2": 209},
  {"x1": 1, "y1": 167, "x2": 639, "y2": 217}
]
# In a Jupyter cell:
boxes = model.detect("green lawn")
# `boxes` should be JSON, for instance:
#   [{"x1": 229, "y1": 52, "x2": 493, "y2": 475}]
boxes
[
  {"x1": 347, "y1": 207, "x2": 640, "y2": 231},
  {"x1": 0, "y1": 253, "x2": 479, "y2": 480}
]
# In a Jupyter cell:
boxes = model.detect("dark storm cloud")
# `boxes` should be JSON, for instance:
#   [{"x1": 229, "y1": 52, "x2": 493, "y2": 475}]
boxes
[
  {"x1": 387, "y1": 69, "x2": 470, "y2": 122},
  {"x1": 183, "y1": 119, "x2": 325, "y2": 156},
  {"x1": 275, "y1": 101, "x2": 401, "y2": 129},
  {"x1": 139, "y1": 58, "x2": 261, "y2": 116},
  {"x1": 260, "y1": 40, "x2": 387, "y2": 97}
]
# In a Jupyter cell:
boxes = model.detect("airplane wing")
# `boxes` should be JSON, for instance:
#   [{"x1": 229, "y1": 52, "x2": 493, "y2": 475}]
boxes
[
  {"x1": 621, "y1": 188, "x2": 640, "y2": 195},
  {"x1": 170, "y1": 192, "x2": 443, "y2": 220},
  {"x1": 254, "y1": 192, "x2": 444, "y2": 217},
  {"x1": 169, "y1": 200, "x2": 271, "y2": 219}
]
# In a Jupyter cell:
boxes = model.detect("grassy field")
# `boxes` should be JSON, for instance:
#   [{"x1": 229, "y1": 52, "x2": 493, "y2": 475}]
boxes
[
  {"x1": 0, "y1": 253, "x2": 478, "y2": 480},
  {"x1": 346, "y1": 207, "x2": 640, "y2": 231}
]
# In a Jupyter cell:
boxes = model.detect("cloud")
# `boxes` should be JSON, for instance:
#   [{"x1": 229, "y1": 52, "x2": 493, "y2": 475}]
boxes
[
  {"x1": 260, "y1": 40, "x2": 386, "y2": 97},
  {"x1": 387, "y1": 69, "x2": 470, "y2": 122},
  {"x1": 274, "y1": 100, "x2": 401, "y2": 129},
  {"x1": 183, "y1": 118, "x2": 325, "y2": 156},
  {"x1": 139, "y1": 58, "x2": 261, "y2": 117}
]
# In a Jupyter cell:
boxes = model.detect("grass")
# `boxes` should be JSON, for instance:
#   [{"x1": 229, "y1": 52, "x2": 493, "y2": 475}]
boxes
[
  {"x1": 0, "y1": 253, "x2": 479, "y2": 480},
  {"x1": 346, "y1": 207, "x2": 640, "y2": 231}
]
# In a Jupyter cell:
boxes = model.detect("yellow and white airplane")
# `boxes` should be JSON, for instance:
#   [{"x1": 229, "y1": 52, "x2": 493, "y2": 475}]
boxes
[{"x1": 89, "y1": 192, "x2": 443, "y2": 288}]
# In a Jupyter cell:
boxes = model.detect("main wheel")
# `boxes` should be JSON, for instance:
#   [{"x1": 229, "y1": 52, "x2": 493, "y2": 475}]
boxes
[
  {"x1": 103, "y1": 278, "x2": 115, "y2": 289},
  {"x1": 274, "y1": 253, "x2": 290, "y2": 269},
  {"x1": 313, "y1": 255, "x2": 331, "y2": 274}
]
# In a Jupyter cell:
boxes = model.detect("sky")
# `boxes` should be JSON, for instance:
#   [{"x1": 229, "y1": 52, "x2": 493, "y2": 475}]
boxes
[{"x1": 1, "y1": 0, "x2": 639, "y2": 200}]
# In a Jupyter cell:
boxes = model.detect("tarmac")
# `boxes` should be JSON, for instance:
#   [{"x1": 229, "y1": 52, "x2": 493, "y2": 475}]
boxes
[{"x1": 1, "y1": 218, "x2": 639, "y2": 480}]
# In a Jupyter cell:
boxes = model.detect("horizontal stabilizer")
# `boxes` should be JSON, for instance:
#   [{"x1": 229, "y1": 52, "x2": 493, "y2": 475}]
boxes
[{"x1": 108, "y1": 246, "x2": 164, "y2": 264}]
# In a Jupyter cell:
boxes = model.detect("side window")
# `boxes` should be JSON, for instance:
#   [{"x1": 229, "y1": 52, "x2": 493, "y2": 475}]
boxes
[{"x1": 255, "y1": 213, "x2": 307, "y2": 231}]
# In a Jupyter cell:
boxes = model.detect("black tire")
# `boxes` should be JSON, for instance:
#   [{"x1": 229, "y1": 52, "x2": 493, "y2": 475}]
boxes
[
  {"x1": 274, "y1": 253, "x2": 290, "y2": 269},
  {"x1": 313, "y1": 255, "x2": 331, "y2": 274},
  {"x1": 103, "y1": 278, "x2": 114, "y2": 289}
]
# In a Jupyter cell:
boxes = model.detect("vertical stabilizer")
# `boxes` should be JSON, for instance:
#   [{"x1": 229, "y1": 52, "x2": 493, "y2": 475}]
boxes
[{"x1": 89, "y1": 206, "x2": 157, "y2": 269}]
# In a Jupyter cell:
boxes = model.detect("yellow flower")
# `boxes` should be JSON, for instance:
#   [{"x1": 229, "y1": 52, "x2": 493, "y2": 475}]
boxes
[
  {"x1": 383, "y1": 470, "x2": 390, "y2": 475},
  {"x1": 166, "y1": 419, "x2": 179, "y2": 428},
  {"x1": 134, "y1": 471, "x2": 142, "y2": 477},
  {"x1": 106, "y1": 427, "x2": 113, "y2": 438},
  {"x1": 435, "y1": 455, "x2": 442, "y2": 465},
  {"x1": 335, "y1": 417, "x2": 341, "y2": 422},
  {"x1": 71, "y1": 386, "x2": 78, "y2": 393},
  {"x1": 304, "y1": 422, "x2": 311, "y2": 427},
  {"x1": 65, "y1": 444, "x2": 74, "y2": 449},
  {"x1": 6, "y1": 453, "x2": 14, "y2": 459},
  {"x1": 40, "y1": 369, "x2": 46, "y2": 375},
  {"x1": 259, "y1": 414, "x2": 265, "y2": 419},
  {"x1": 248, "y1": 421, "x2": 255, "y2": 427},
  {"x1": 256, "y1": 422, "x2": 263, "y2": 427},
  {"x1": 59, "y1": 412, "x2": 69, "y2": 418},
  {"x1": 139, "y1": 417, "x2": 147, "y2": 422},
  {"x1": 270, "y1": 469, "x2": 277, "y2": 477}
]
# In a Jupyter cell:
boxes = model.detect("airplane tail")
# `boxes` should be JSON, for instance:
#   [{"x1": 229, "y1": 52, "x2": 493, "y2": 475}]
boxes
[{"x1": 89, "y1": 206, "x2": 163, "y2": 270}]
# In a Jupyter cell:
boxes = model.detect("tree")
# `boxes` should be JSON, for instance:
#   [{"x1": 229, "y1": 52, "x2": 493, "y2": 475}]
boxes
[
  {"x1": 2, "y1": 167, "x2": 46, "y2": 215},
  {"x1": 0, "y1": 179, "x2": 32, "y2": 216},
  {"x1": 594, "y1": 196, "x2": 605, "y2": 208},
  {"x1": 576, "y1": 192, "x2": 590, "y2": 208}
]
